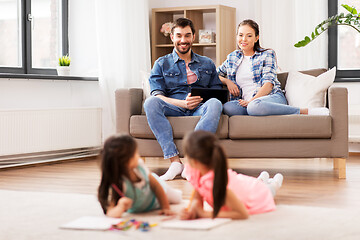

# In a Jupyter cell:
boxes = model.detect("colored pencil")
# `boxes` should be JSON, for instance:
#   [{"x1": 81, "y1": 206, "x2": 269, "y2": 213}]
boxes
[
  {"x1": 186, "y1": 189, "x2": 195, "y2": 211},
  {"x1": 111, "y1": 183, "x2": 125, "y2": 197}
]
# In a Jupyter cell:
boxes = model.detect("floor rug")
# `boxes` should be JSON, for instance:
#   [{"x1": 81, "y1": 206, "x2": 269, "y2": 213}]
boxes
[{"x1": 1, "y1": 190, "x2": 359, "y2": 240}]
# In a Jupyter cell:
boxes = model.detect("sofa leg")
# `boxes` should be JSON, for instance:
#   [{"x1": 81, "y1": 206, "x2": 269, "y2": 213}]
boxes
[
  {"x1": 333, "y1": 158, "x2": 339, "y2": 169},
  {"x1": 333, "y1": 158, "x2": 346, "y2": 179}
]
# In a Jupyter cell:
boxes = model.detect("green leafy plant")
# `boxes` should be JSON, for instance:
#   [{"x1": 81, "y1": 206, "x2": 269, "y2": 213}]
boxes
[
  {"x1": 294, "y1": 4, "x2": 360, "y2": 48},
  {"x1": 58, "y1": 55, "x2": 71, "y2": 66}
]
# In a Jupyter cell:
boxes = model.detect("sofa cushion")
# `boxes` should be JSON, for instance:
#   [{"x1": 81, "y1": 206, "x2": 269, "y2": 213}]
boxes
[
  {"x1": 130, "y1": 115, "x2": 229, "y2": 139},
  {"x1": 229, "y1": 115, "x2": 331, "y2": 139}
]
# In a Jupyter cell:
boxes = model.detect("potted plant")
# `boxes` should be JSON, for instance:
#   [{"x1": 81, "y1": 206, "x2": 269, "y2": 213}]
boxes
[
  {"x1": 57, "y1": 55, "x2": 71, "y2": 76},
  {"x1": 294, "y1": 4, "x2": 359, "y2": 47}
]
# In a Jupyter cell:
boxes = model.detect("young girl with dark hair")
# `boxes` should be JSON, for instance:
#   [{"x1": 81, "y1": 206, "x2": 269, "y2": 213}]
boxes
[
  {"x1": 180, "y1": 130, "x2": 283, "y2": 219},
  {"x1": 218, "y1": 19, "x2": 329, "y2": 116},
  {"x1": 98, "y1": 134, "x2": 182, "y2": 218}
]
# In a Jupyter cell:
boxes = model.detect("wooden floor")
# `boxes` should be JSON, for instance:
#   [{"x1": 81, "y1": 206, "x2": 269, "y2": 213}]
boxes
[{"x1": 1, "y1": 155, "x2": 360, "y2": 209}]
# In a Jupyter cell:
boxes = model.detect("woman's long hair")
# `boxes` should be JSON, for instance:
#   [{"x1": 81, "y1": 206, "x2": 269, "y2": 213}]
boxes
[
  {"x1": 237, "y1": 19, "x2": 266, "y2": 52},
  {"x1": 97, "y1": 135, "x2": 137, "y2": 214},
  {"x1": 183, "y1": 130, "x2": 228, "y2": 218}
]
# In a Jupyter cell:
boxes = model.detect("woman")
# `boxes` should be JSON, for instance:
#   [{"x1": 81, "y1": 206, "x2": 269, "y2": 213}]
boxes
[{"x1": 217, "y1": 19, "x2": 328, "y2": 116}]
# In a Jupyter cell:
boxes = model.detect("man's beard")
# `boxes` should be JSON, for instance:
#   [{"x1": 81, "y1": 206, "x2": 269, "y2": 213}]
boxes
[{"x1": 175, "y1": 42, "x2": 192, "y2": 54}]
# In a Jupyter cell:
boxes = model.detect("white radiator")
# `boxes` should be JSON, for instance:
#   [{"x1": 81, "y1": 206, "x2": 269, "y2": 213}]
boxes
[{"x1": 0, "y1": 108, "x2": 102, "y2": 156}]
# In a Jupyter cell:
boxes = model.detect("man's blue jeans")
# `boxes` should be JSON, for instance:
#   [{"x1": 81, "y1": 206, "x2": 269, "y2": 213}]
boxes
[
  {"x1": 144, "y1": 96, "x2": 223, "y2": 159},
  {"x1": 223, "y1": 92, "x2": 300, "y2": 116}
]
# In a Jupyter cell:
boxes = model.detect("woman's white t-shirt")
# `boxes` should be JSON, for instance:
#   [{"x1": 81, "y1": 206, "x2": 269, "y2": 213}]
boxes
[{"x1": 236, "y1": 56, "x2": 257, "y2": 101}]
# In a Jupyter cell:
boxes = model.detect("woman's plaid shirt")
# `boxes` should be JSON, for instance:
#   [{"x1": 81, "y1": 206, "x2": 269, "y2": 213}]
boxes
[{"x1": 217, "y1": 49, "x2": 283, "y2": 100}]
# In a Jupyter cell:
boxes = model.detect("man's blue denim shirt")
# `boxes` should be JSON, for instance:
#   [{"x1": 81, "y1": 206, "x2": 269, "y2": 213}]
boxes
[{"x1": 149, "y1": 49, "x2": 223, "y2": 100}]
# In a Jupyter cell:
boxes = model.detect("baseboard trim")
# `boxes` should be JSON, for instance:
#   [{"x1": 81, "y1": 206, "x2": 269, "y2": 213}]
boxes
[{"x1": 0, "y1": 147, "x2": 100, "y2": 170}]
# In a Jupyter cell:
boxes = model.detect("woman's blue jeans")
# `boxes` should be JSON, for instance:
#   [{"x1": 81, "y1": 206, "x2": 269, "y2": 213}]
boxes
[
  {"x1": 144, "y1": 96, "x2": 223, "y2": 159},
  {"x1": 223, "y1": 92, "x2": 300, "y2": 116}
]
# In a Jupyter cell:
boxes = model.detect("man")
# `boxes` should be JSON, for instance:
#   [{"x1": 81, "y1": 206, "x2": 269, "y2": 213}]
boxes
[{"x1": 144, "y1": 18, "x2": 223, "y2": 180}]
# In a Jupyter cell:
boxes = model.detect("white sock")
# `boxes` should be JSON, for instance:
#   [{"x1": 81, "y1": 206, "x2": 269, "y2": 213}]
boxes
[
  {"x1": 258, "y1": 171, "x2": 270, "y2": 183},
  {"x1": 268, "y1": 173, "x2": 284, "y2": 196},
  {"x1": 181, "y1": 169, "x2": 187, "y2": 179},
  {"x1": 165, "y1": 186, "x2": 182, "y2": 204},
  {"x1": 273, "y1": 173, "x2": 284, "y2": 187},
  {"x1": 308, "y1": 107, "x2": 329, "y2": 116},
  {"x1": 159, "y1": 162, "x2": 184, "y2": 181}
]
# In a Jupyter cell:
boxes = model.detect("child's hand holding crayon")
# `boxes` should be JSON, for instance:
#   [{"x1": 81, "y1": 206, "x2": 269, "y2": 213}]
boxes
[
  {"x1": 180, "y1": 200, "x2": 207, "y2": 220},
  {"x1": 106, "y1": 197, "x2": 133, "y2": 218},
  {"x1": 117, "y1": 197, "x2": 133, "y2": 212},
  {"x1": 179, "y1": 190, "x2": 202, "y2": 220},
  {"x1": 179, "y1": 207, "x2": 196, "y2": 220}
]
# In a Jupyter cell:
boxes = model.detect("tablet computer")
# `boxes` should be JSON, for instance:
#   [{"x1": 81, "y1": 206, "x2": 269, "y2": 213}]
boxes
[{"x1": 191, "y1": 87, "x2": 229, "y2": 104}]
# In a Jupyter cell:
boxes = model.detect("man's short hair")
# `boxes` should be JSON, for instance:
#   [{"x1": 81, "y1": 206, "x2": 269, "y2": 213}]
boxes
[{"x1": 171, "y1": 18, "x2": 195, "y2": 35}]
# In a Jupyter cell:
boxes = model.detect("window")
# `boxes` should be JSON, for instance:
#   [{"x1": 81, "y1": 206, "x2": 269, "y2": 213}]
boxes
[
  {"x1": 329, "y1": 0, "x2": 360, "y2": 80},
  {"x1": 0, "y1": 0, "x2": 22, "y2": 69},
  {"x1": 0, "y1": 0, "x2": 68, "y2": 75}
]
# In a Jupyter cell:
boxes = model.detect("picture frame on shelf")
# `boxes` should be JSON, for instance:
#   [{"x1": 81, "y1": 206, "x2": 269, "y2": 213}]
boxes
[{"x1": 199, "y1": 30, "x2": 215, "y2": 44}]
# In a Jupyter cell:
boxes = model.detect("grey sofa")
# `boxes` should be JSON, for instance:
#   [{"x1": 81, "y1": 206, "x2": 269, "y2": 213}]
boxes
[{"x1": 115, "y1": 69, "x2": 348, "y2": 179}]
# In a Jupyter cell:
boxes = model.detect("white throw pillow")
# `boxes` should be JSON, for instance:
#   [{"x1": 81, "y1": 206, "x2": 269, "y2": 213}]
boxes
[{"x1": 285, "y1": 67, "x2": 336, "y2": 108}]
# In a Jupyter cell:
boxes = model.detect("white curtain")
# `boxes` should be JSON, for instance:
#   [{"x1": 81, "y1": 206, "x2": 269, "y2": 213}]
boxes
[
  {"x1": 95, "y1": 0, "x2": 151, "y2": 140},
  {"x1": 253, "y1": 0, "x2": 328, "y2": 72}
]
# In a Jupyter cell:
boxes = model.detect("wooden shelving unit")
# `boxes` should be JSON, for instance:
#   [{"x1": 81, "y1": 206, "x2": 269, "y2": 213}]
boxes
[{"x1": 151, "y1": 5, "x2": 236, "y2": 67}]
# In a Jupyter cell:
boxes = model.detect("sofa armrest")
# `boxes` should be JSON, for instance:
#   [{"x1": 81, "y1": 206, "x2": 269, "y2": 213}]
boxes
[
  {"x1": 328, "y1": 86, "x2": 349, "y2": 158},
  {"x1": 115, "y1": 88, "x2": 143, "y2": 134}
]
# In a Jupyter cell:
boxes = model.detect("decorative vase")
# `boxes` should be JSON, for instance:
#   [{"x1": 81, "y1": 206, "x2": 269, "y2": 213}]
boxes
[{"x1": 57, "y1": 66, "x2": 70, "y2": 76}]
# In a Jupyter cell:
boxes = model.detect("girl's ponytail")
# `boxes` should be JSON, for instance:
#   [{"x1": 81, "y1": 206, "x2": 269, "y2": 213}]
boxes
[
  {"x1": 212, "y1": 143, "x2": 228, "y2": 218},
  {"x1": 183, "y1": 130, "x2": 228, "y2": 218}
]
